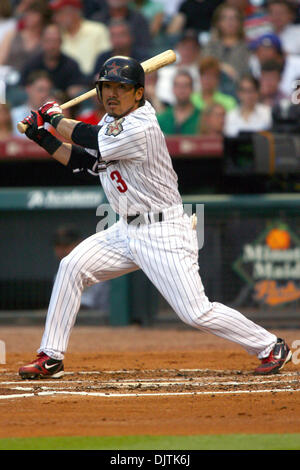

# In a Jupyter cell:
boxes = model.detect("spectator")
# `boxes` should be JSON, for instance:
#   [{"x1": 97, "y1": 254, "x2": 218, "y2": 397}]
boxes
[
  {"x1": 202, "y1": 4, "x2": 251, "y2": 82},
  {"x1": 147, "y1": 0, "x2": 185, "y2": 52},
  {"x1": 167, "y1": 0, "x2": 223, "y2": 38},
  {"x1": 13, "y1": 0, "x2": 48, "y2": 16},
  {"x1": 224, "y1": 74, "x2": 272, "y2": 137},
  {"x1": 295, "y1": 0, "x2": 300, "y2": 24},
  {"x1": 11, "y1": 70, "x2": 54, "y2": 137},
  {"x1": 249, "y1": 32, "x2": 300, "y2": 98},
  {"x1": 153, "y1": 0, "x2": 184, "y2": 25},
  {"x1": 157, "y1": 70, "x2": 201, "y2": 135},
  {"x1": 144, "y1": 70, "x2": 165, "y2": 113},
  {"x1": 0, "y1": 103, "x2": 13, "y2": 141},
  {"x1": 191, "y1": 56, "x2": 238, "y2": 112},
  {"x1": 82, "y1": 0, "x2": 106, "y2": 19},
  {"x1": 224, "y1": 0, "x2": 254, "y2": 16},
  {"x1": 249, "y1": 32, "x2": 283, "y2": 78},
  {"x1": 0, "y1": 0, "x2": 17, "y2": 47},
  {"x1": 20, "y1": 23, "x2": 87, "y2": 98},
  {"x1": 50, "y1": 0, "x2": 111, "y2": 76},
  {"x1": 259, "y1": 60, "x2": 287, "y2": 106},
  {"x1": 199, "y1": 102, "x2": 226, "y2": 136},
  {"x1": 224, "y1": 0, "x2": 273, "y2": 42},
  {"x1": 0, "y1": 1, "x2": 50, "y2": 72},
  {"x1": 130, "y1": 0, "x2": 164, "y2": 37},
  {"x1": 92, "y1": 18, "x2": 149, "y2": 78},
  {"x1": 155, "y1": 29, "x2": 201, "y2": 106},
  {"x1": 267, "y1": 0, "x2": 300, "y2": 55},
  {"x1": 52, "y1": 225, "x2": 110, "y2": 312},
  {"x1": 92, "y1": 0, "x2": 152, "y2": 57}
]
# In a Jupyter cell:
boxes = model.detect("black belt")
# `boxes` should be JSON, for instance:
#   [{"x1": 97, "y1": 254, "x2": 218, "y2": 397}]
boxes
[{"x1": 126, "y1": 212, "x2": 163, "y2": 224}]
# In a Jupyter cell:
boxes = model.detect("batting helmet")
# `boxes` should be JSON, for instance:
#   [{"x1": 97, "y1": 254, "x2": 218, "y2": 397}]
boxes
[{"x1": 95, "y1": 56, "x2": 145, "y2": 99}]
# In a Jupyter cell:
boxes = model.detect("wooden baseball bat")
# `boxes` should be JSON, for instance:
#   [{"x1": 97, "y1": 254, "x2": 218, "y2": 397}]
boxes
[{"x1": 17, "y1": 49, "x2": 177, "y2": 134}]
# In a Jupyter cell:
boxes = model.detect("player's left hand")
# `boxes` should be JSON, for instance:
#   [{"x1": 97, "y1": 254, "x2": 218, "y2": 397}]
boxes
[
  {"x1": 22, "y1": 110, "x2": 47, "y2": 143},
  {"x1": 38, "y1": 101, "x2": 63, "y2": 125}
]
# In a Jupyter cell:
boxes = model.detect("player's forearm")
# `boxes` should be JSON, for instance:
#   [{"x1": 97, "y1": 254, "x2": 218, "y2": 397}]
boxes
[
  {"x1": 52, "y1": 142, "x2": 72, "y2": 166},
  {"x1": 55, "y1": 118, "x2": 80, "y2": 142},
  {"x1": 32, "y1": 129, "x2": 71, "y2": 166}
]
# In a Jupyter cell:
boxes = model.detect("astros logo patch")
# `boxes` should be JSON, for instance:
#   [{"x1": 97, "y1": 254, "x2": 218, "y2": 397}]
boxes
[{"x1": 105, "y1": 118, "x2": 125, "y2": 137}]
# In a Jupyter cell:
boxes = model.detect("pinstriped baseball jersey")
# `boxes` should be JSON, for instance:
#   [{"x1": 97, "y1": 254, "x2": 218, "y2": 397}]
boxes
[
  {"x1": 87, "y1": 101, "x2": 182, "y2": 216},
  {"x1": 38, "y1": 99, "x2": 278, "y2": 363}
]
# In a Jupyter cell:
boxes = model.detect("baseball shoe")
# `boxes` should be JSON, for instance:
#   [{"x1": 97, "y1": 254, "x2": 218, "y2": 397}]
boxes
[
  {"x1": 19, "y1": 352, "x2": 64, "y2": 379},
  {"x1": 254, "y1": 338, "x2": 292, "y2": 375}
]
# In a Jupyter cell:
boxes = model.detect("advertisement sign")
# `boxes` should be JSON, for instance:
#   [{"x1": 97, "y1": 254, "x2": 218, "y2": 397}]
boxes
[{"x1": 233, "y1": 222, "x2": 300, "y2": 307}]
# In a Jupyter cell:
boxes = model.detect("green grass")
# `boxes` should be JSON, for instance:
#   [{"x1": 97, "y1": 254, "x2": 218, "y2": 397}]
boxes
[{"x1": 0, "y1": 434, "x2": 299, "y2": 450}]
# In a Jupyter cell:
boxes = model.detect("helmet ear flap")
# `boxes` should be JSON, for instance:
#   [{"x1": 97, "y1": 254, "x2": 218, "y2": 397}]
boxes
[{"x1": 95, "y1": 81, "x2": 103, "y2": 101}]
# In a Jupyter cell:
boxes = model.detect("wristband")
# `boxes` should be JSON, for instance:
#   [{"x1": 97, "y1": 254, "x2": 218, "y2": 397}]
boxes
[
  {"x1": 50, "y1": 114, "x2": 64, "y2": 129},
  {"x1": 40, "y1": 132, "x2": 62, "y2": 155}
]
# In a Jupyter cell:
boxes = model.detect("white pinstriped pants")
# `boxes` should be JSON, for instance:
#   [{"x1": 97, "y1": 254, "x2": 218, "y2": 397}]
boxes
[{"x1": 39, "y1": 206, "x2": 277, "y2": 360}]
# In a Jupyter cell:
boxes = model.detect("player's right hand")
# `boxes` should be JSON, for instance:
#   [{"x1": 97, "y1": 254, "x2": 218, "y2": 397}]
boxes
[{"x1": 38, "y1": 100, "x2": 63, "y2": 124}]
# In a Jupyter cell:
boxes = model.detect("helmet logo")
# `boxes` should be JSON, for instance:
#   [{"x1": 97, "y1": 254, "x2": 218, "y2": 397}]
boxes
[{"x1": 107, "y1": 61, "x2": 121, "y2": 75}]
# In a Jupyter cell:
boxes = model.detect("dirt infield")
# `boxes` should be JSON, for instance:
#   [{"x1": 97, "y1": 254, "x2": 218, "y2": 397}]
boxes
[{"x1": 0, "y1": 325, "x2": 299, "y2": 438}]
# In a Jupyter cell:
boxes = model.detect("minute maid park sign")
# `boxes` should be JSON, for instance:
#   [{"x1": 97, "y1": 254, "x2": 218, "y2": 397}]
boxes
[{"x1": 233, "y1": 222, "x2": 300, "y2": 306}]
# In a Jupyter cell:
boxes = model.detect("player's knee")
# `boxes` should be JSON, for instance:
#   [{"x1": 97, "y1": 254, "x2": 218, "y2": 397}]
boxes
[
  {"x1": 179, "y1": 301, "x2": 214, "y2": 328},
  {"x1": 59, "y1": 254, "x2": 80, "y2": 277},
  {"x1": 181, "y1": 314, "x2": 200, "y2": 328}
]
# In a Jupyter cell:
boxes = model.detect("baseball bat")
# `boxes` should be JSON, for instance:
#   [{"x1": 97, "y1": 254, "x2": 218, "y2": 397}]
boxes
[{"x1": 17, "y1": 49, "x2": 177, "y2": 134}]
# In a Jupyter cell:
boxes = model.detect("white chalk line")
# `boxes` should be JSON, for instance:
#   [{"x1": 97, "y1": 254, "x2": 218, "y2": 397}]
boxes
[
  {"x1": 4, "y1": 369, "x2": 214, "y2": 376},
  {"x1": 1, "y1": 370, "x2": 298, "y2": 400},
  {"x1": 2, "y1": 375, "x2": 297, "y2": 385},
  {"x1": 0, "y1": 373, "x2": 299, "y2": 400},
  {"x1": 1, "y1": 380, "x2": 86, "y2": 385},
  {"x1": 1, "y1": 372, "x2": 298, "y2": 388},
  {"x1": 76, "y1": 369, "x2": 299, "y2": 376},
  {"x1": 3, "y1": 377, "x2": 299, "y2": 392},
  {"x1": 8, "y1": 368, "x2": 293, "y2": 376},
  {"x1": 0, "y1": 388, "x2": 299, "y2": 400},
  {"x1": 2, "y1": 370, "x2": 298, "y2": 379}
]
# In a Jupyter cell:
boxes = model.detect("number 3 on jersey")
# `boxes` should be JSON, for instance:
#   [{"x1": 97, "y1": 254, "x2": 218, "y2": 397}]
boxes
[{"x1": 110, "y1": 170, "x2": 128, "y2": 193}]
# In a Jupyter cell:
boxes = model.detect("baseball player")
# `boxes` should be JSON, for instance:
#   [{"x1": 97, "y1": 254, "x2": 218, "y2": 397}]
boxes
[{"x1": 19, "y1": 56, "x2": 292, "y2": 379}]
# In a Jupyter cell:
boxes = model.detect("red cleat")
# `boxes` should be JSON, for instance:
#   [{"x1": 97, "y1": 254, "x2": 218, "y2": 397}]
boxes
[
  {"x1": 254, "y1": 338, "x2": 292, "y2": 375},
  {"x1": 19, "y1": 352, "x2": 64, "y2": 379}
]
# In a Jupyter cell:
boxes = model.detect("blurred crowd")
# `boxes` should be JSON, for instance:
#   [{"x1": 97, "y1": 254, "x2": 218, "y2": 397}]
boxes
[{"x1": 1, "y1": 0, "x2": 300, "y2": 142}]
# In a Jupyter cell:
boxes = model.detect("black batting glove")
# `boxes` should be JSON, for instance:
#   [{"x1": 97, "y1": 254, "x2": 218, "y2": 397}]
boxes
[
  {"x1": 22, "y1": 111, "x2": 47, "y2": 143},
  {"x1": 38, "y1": 100, "x2": 64, "y2": 128},
  {"x1": 22, "y1": 111, "x2": 62, "y2": 155}
]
